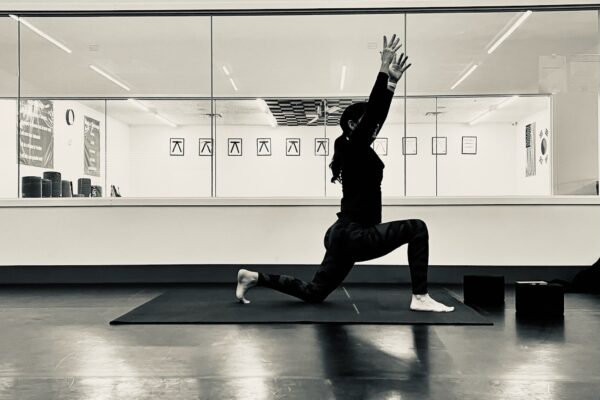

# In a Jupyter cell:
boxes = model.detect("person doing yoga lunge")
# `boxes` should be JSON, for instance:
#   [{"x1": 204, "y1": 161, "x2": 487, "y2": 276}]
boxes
[{"x1": 236, "y1": 34, "x2": 454, "y2": 312}]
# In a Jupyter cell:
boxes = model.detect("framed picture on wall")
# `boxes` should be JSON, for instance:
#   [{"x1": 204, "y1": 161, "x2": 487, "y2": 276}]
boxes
[
  {"x1": 462, "y1": 136, "x2": 478, "y2": 155},
  {"x1": 402, "y1": 137, "x2": 417, "y2": 155},
  {"x1": 432, "y1": 137, "x2": 447, "y2": 155}
]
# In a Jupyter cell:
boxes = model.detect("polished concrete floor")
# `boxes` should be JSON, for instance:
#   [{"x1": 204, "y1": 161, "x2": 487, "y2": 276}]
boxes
[{"x1": 0, "y1": 284, "x2": 599, "y2": 400}]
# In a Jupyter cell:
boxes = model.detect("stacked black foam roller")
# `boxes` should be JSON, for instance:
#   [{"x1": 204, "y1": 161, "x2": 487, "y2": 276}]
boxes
[
  {"x1": 78, "y1": 178, "x2": 92, "y2": 197},
  {"x1": 41, "y1": 179, "x2": 52, "y2": 197},
  {"x1": 43, "y1": 171, "x2": 62, "y2": 197},
  {"x1": 22, "y1": 176, "x2": 42, "y2": 198}
]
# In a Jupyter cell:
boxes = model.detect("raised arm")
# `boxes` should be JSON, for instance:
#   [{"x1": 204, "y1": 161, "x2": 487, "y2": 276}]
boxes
[{"x1": 351, "y1": 34, "x2": 411, "y2": 146}]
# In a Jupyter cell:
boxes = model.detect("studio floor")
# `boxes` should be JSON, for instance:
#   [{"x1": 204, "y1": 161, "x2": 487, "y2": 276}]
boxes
[{"x1": 0, "y1": 284, "x2": 599, "y2": 400}]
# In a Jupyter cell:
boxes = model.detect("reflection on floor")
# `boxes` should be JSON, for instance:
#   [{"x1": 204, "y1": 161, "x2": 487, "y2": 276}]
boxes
[{"x1": 0, "y1": 284, "x2": 599, "y2": 400}]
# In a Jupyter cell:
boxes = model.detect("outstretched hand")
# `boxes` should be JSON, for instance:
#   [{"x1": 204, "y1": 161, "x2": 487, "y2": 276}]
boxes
[{"x1": 380, "y1": 34, "x2": 411, "y2": 82}]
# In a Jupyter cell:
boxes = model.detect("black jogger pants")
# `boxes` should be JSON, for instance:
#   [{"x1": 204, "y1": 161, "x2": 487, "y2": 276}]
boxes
[{"x1": 257, "y1": 218, "x2": 429, "y2": 303}]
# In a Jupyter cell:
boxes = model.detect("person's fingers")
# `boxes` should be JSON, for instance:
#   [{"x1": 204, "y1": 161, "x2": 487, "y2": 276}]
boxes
[
  {"x1": 401, "y1": 63, "x2": 412, "y2": 73},
  {"x1": 383, "y1": 35, "x2": 387, "y2": 49},
  {"x1": 392, "y1": 36, "x2": 400, "y2": 49},
  {"x1": 397, "y1": 53, "x2": 405, "y2": 66},
  {"x1": 393, "y1": 42, "x2": 403, "y2": 53}
]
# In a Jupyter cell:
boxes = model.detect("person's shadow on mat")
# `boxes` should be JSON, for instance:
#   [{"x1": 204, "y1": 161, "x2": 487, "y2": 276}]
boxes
[{"x1": 315, "y1": 325, "x2": 443, "y2": 399}]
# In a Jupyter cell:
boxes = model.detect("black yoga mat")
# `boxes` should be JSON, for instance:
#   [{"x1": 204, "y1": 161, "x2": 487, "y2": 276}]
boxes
[{"x1": 111, "y1": 285, "x2": 492, "y2": 325}]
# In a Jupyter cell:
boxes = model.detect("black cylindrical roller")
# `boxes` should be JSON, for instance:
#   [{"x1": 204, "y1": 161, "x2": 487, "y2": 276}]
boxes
[
  {"x1": 43, "y1": 171, "x2": 62, "y2": 197},
  {"x1": 42, "y1": 179, "x2": 52, "y2": 198},
  {"x1": 61, "y1": 180, "x2": 72, "y2": 198},
  {"x1": 78, "y1": 178, "x2": 92, "y2": 197},
  {"x1": 22, "y1": 176, "x2": 42, "y2": 198}
]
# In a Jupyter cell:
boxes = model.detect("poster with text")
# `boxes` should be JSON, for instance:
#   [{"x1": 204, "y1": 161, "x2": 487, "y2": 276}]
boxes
[
  {"x1": 84, "y1": 116, "x2": 101, "y2": 177},
  {"x1": 19, "y1": 100, "x2": 54, "y2": 168}
]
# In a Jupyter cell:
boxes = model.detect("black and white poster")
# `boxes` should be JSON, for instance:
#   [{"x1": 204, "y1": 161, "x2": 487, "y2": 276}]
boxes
[
  {"x1": 526, "y1": 122, "x2": 536, "y2": 177},
  {"x1": 84, "y1": 116, "x2": 101, "y2": 177},
  {"x1": 19, "y1": 100, "x2": 54, "y2": 168}
]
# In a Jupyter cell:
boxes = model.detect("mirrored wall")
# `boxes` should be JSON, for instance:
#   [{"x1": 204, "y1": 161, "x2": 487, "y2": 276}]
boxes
[{"x1": 1, "y1": 9, "x2": 598, "y2": 199}]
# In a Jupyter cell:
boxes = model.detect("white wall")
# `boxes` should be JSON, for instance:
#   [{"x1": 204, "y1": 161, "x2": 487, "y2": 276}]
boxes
[
  {"x1": 553, "y1": 92, "x2": 599, "y2": 195},
  {"x1": 0, "y1": 201, "x2": 598, "y2": 266},
  {"x1": 515, "y1": 108, "x2": 552, "y2": 195},
  {"x1": 437, "y1": 123, "x2": 517, "y2": 196},
  {"x1": 106, "y1": 117, "x2": 131, "y2": 197},
  {"x1": 0, "y1": 100, "x2": 17, "y2": 198},
  {"x1": 216, "y1": 125, "x2": 326, "y2": 197},
  {"x1": 129, "y1": 125, "x2": 211, "y2": 197}
]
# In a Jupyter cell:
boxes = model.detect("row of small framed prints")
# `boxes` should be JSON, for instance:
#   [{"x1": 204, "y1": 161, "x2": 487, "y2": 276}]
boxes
[
  {"x1": 169, "y1": 136, "x2": 478, "y2": 157},
  {"x1": 402, "y1": 136, "x2": 478, "y2": 156}
]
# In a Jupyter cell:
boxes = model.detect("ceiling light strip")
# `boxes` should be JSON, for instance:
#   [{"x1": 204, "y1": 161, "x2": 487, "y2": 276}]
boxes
[
  {"x1": 9, "y1": 14, "x2": 72, "y2": 54},
  {"x1": 229, "y1": 78, "x2": 239, "y2": 91},
  {"x1": 89, "y1": 65, "x2": 131, "y2": 91},
  {"x1": 340, "y1": 65, "x2": 347, "y2": 91},
  {"x1": 127, "y1": 98, "x2": 150, "y2": 112},
  {"x1": 154, "y1": 113, "x2": 177, "y2": 128},
  {"x1": 451, "y1": 64, "x2": 478, "y2": 90},
  {"x1": 487, "y1": 10, "x2": 533, "y2": 55}
]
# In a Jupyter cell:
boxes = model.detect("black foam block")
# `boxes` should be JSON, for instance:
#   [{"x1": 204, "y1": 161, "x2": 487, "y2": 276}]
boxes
[
  {"x1": 515, "y1": 281, "x2": 564, "y2": 318},
  {"x1": 464, "y1": 275, "x2": 505, "y2": 306}
]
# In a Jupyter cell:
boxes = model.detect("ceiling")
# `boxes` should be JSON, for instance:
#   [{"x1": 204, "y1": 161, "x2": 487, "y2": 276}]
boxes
[{"x1": 0, "y1": 8, "x2": 590, "y2": 126}]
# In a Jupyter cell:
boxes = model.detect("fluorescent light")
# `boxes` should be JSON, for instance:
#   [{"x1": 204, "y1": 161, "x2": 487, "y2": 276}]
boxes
[
  {"x1": 222, "y1": 65, "x2": 230, "y2": 76},
  {"x1": 89, "y1": 65, "x2": 130, "y2": 91},
  {"x1": 451, "y1": 64, "x2": 478, "y2": 90},
  {"x1": 487, "y1": 11, "x2": 533, "y2": 55},
  {"x1": 153, "y1": 113, "x2": 177, "y2": 128},
  {"x1": 10, "y1": 15, "x2": 72, "y2": 54},
  {"x1": 497, "y1": 95, "x2": 519, "y2": 109},
  {"x1": 340, "y1": 65, "x2": 347, "y2": 91},
  {"x1": 256, "y1": 98, "x2": 268, "y2": 112},
  {"x1": 268, "y1": 114, "x2": 277, "y2": 127},
  {"x1": 127, "y1": 98, "x2": 150, "y2": 112},
  {"x1": 229, "y1": 78, "x2": 239, "y2": 91},
  {"x1": 469, "y1": 110, "x2": 491, "y2": 126}
]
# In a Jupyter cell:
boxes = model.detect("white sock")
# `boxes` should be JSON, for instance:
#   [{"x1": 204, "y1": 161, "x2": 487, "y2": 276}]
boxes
[
  {"x1": 410, "y1": 293, "x2": 455, "y2": 312},
  {"x1": 235, "y1": 269, "x2": 258, "y2": 304}
]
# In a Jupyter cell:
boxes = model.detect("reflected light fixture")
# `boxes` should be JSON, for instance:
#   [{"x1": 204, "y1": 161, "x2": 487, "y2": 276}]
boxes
[
  {"x1": 154, "y1": 113, "x2": 177, "y2": 128},
  {"x1": 222, "y1": 65, "x2": 231, "y2": 76},
  {"x1": 497, "y1": 95, "x2": 519, "y2": 109},
  {"x1": 487, "y1": 11, "x2": 533, "y2": 55},
  {"x1": 127, "y1": 98, "x2": 150, "y2": 112},
  {"x1": 9, "y1": 14, "x2": 72, "y2": 54},
  {"x1": 256, "y1": 99, "x2": 277, "y2": 127},
  {"x1": 468, "y1": 110, "x2": 491, "y2": 126},
  {"x1": 229, "y1": 78, "x2": 239, "y2": 91},
  {"x1": 340, "y1": 65, "x2": 347, "y2": 91},
  {"x1": 451, "y1": 64, "x2": 478, "y2": 90},
  {"x1": 89, "y1": 65, "x2": 131, "y2": 91}
]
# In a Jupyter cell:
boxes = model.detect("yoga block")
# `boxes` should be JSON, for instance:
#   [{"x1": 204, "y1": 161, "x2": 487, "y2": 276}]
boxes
[
  {"x1": 515, "y1": 281, "x2": 564, "y2": 318},
  {"x1": 464, "y1": 275, "x2": 505, "y2": 306}
]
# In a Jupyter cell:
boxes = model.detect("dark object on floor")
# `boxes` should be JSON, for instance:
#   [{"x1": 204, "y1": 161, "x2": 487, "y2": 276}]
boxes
[
  {"x1": 43, "y1": 171, "x2": 62, "y2": 197},
  {"x1": 110, "y1": 185, "x2": 122, "y2": 197},
  {"x1": 22, "y1": 176, "x2": 42, "y2": 198},
  {"x1": 515, "y1": 281, "x2": 564, "y2": 318},
  {"x1": 110, "y1": 285, "x2": 491, "y2": 325},
  {"x1": 78, "y1": 178, "x2": 92, "y2": 197},
  {"x1": 91, "y1": 185, "x2": 102, "y2": 197},
  {"x1": 572, "y1": 258, "x2": 600, "y2": 293},
  {"x1": 41, "y1": 179, "x2": 52, "y2": 198},
  {"x1": 463, "y1": 275, "x2": 504, "y2": 307},
  {"x1": 61, "y1": 180, "x2": 72, "y2": 197}
]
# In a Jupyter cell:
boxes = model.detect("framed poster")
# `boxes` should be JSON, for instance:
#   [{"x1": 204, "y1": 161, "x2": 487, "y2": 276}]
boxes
[
  {"x1": 432, "y1": 137, "x2": 447, "y2": 155},
  {"x1": 257, "y1": 138, "x2": 271, "y2": 156},
  {"x1": 84, "y1": 116, "x2": 101, "y2": 176},
  {"x1": 525, "y1": 123, "x2": 536, "y2": 177},
  {"x1": 402, "y1": 137, "x2": 417, "y2": 155},
  {"x1": 372, "y1": 138, "x2": 388, "y2": 156},
  {"x1": 19, "y1": 99, "x2": 54, "y2": 168},
  {"x1": 462, "y1": 136, "x2": 478, "y2": 155},
  {"x1": 170, "y1": 138, "x2": 184, "y2": 156}
]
